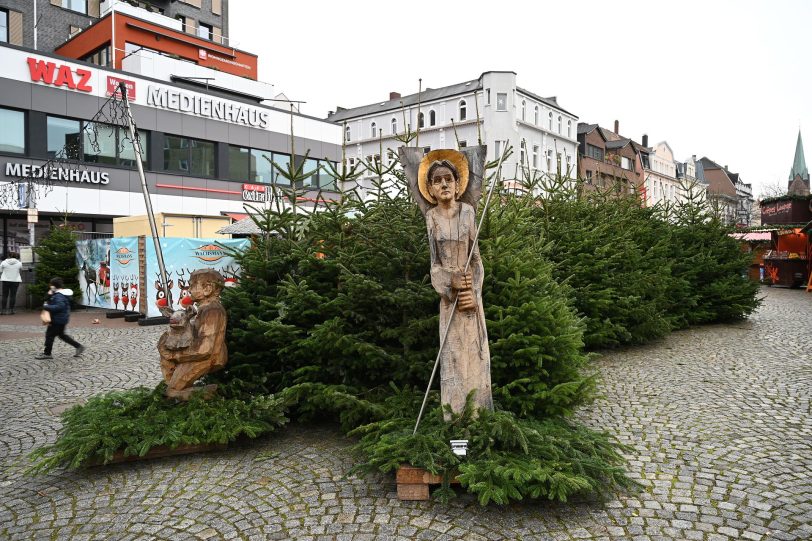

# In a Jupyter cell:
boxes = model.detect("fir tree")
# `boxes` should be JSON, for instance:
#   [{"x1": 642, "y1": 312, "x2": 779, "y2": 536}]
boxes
[{"x1": 31, "y1": 223, "x2": 82, "y2": 303}]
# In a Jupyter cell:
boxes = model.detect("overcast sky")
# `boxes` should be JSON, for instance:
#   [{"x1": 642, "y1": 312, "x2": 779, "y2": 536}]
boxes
[{"x1": 230, "y1": 0, "x2": 811, "y2": 197}]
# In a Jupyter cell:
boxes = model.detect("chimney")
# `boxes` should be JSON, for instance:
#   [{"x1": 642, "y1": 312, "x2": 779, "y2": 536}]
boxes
[
  {"x1": 642, "y1": 134, "x2": 648, "y2": 147},
  {"x1": 390, "y1": 92, "x2": 401, "y2": 100},
  {"x1": 614, "y1": 120, "x2": 619, "y2": 134},
  {"x1": 692, "y1": 154, "x2": 696, "y2": 161}
]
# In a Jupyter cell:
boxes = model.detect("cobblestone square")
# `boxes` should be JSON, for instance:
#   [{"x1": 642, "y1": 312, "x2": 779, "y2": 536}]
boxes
[{"x1": 1, "y1": 287, "x2": 810, "y2": 540}]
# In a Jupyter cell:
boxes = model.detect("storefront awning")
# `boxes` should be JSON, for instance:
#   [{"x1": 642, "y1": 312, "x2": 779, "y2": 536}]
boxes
[
  {"x1": 729, "y1": 232, "x2": 772, "y2": 242},
  {"x1": 223, "y1": 212, "x2": 249, "y2": 222}
]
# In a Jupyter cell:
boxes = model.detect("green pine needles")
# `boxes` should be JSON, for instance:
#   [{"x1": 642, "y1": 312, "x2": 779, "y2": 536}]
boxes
[
  {"x1": 350, "y1": 392, "x2": 633, "y2": 505},
  {"x1": 27, "y1": 384, "x2": 289, "y2": 475}
]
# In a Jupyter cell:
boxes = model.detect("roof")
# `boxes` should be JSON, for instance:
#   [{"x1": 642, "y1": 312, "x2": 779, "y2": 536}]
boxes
[
  {"x1": 515, "y1": 87, "x2": 576, "y2": 117},
  {"x1": 216, "y1": 216, "x2": 262, "y2": 235},
  {"x1": 789, "y1": 130, "x2": 809, "y2": 181},
  {"x1": 605, "y1": 139, "x2": 632, "y2": 150},
  {"x1": 577, "y1": 122, "x2": 598, "y2": 135},
  {"x1": 729, "y1": 232, "x2": 772, "y2": 242},
  {"x1": 328, "y1": 78, "x2": 483, "y2": 122}
]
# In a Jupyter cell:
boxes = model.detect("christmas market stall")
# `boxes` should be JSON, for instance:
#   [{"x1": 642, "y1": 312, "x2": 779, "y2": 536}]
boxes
[{"x1": 759, "y1": 196, "x2": 812, "y2": 288}]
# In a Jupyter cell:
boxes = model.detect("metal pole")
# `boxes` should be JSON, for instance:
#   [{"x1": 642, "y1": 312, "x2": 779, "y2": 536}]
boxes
[
  {"x1": 119, "y1": 82, "x2": 170, "y2": 309},
  {"x1": 413, "y1": 143, "x2": 510, "y2": 434}
]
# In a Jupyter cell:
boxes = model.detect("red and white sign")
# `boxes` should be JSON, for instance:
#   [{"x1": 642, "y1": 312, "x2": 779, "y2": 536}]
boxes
[
  {"x1": 198, "y1": 49, "x2": 208, "y2": 60},
  {"x1": 27, "y1": 57, "x2": 92, "y2": 92},
  {"x1": 242, "y1": 183, "x2": 266, "y2": 193},
  {"x1": 107, "y1": 76, "x2": 136, "y2": 100}
]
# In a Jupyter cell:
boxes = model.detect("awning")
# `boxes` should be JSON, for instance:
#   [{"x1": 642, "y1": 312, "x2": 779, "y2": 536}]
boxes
[
  {"x1": 729, "y1": 232, "x2": 772, "y2": 242},
  {"x1": 223, "y1": 212, "x2": 249, "y2": 222}
]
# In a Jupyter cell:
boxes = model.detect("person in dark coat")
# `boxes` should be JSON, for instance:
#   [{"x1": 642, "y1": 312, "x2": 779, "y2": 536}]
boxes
[{"x1": 36, "y1": 277, "x2": 85, "y2": 360}]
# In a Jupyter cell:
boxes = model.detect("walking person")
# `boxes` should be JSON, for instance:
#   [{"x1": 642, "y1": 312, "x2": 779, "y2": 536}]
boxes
[
  {"x1": 36, "y1": 277, "x2": 85, "y2": 360},
  {"x1": 1, "y1": 252, "x2": 23, "y2": 315}
]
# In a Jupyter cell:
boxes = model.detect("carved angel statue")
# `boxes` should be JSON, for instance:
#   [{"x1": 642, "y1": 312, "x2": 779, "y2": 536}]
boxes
[{"x1": 399, "y1": 146, "x2": 493, "y2": 416}]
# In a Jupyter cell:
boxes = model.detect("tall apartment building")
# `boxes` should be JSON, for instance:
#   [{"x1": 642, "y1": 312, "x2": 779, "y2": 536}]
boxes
[
  {"x1": 327, "y1": 71, "x2": 579, "y2": 195},
  {"x1": 0, "y1": 0, "x2": 342, "y2": 256},
  {"x1": 1, "y1": 0, "x2": 228, "y2": 53},
  {"x1": 699, "y1": 158, "x2": 754, "y2": 226}
]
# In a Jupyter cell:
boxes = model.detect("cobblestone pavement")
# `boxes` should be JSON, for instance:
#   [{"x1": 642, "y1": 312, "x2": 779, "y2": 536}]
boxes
[{"x1": 1, "y1": 287, "x2": 810, "y2": 540}]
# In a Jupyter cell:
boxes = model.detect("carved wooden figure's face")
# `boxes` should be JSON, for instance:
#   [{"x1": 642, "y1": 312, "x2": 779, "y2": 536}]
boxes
[
  {"x1": 429, "y1": 166, "x2": 457, "y2": 204},
  {"x1": 189, "y1": 278, "x2": 213, "y2": 302}
]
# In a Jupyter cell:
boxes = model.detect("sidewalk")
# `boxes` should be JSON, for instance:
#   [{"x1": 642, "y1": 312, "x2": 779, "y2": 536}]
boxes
[{"x1": 0, "y1": 307, "x2": 138, "y2": 341}]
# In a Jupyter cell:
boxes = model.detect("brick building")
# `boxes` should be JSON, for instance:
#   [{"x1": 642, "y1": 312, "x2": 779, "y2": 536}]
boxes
[{"x1": 576, "y1": 121, "x2": 646, "y2": 196}]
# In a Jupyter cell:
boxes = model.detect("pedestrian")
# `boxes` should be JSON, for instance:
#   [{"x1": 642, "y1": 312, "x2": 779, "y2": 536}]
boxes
[
  {"x1": 36, "y1": 277, "x2": 85, "y2": 360},
  {"x1": 1, "y1": 252, "x2": 23, "y2": 315}
]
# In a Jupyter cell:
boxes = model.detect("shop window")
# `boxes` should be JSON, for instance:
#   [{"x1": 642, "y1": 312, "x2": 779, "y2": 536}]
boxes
[
  {"x1": 118, "y1": 129, "x2": 148, "y2": 168},
  {"x1": 302, "y1": 158, "x2": 319, "y2": 187},
  {"x1": 251, "y1": 148, "x2": 273, "y2": 183},
  {"x1": 0, "y1": 9, "x2": 8, "y2": 43},
  {"x1": 0, "y1": 107, "x2": 25, "y2": 154},
  {"x1": 319, "y1": 160, "x2": 338, "y2": 191},
  {"x1": 164, "y1": 135, "x2": 189, "y2": 173},
  {"x1": 47, "y1": 116, "x2": 81, "y2": 160},
  {"x1": 229, "y1": 145, "x2": 250, "y2": 181}
]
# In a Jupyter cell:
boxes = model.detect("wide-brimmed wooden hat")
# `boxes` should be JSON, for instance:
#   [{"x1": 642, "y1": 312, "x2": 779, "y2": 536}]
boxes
[{"x1": 417, "y1": 149, "x2": 469, "y2": 204}]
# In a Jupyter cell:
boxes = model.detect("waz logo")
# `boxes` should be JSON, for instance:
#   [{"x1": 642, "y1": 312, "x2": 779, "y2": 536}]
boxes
[
  {"x1": 27, "y1": 57, "x2": 93, "y2": 93},
  {"x1": 192, "y1": 244, "x2": 226, "y2": 264}
]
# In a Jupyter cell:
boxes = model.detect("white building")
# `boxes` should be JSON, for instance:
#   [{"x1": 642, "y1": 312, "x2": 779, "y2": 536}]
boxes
[{"x1": 327, "y1": 71, "x2": 578, "y2": 194}]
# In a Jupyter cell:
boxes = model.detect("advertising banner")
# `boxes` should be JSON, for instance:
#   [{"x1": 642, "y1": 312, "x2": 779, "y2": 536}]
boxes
[
  {"x1": 144, "y1": 238, "x2": 249, "y2": 317},
  {"x1": 75, "y1": 238, "x2": 112, "y2": 309},
  {"x1": 109, "y1": 237, "x2": 141, "y2": 312}
]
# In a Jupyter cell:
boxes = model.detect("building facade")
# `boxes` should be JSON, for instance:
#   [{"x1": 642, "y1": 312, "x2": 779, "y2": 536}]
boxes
[
  {"x1": 787, "y1": 130, "x2": 809, "y2": 196},
  {"x1": 576, "y1": 121, "x2": 645, "y2": 196},
  {"x1": 1, "y1": 0, "x2": 228, "y2": 53},
  {"x1": 0, "y1": 1, "x2": 341, "y2": 257},
  {"x1": 327, "y1": 71, "x2": 579, "y2": 195},
  {"x1": 699, "y1": 157, "x2": 753, "y2": 226}
]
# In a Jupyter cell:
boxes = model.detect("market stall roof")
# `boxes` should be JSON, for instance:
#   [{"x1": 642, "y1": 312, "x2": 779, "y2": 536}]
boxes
[
  {"x1": 222, "y1": 212, "x2": 249, "y2": 222},
  {"x1": 217, "y1": 216, "x2": 262, "y2": 235},
  {"x1": 729, "y1": 232, "x2": 773, "y2": 242}
]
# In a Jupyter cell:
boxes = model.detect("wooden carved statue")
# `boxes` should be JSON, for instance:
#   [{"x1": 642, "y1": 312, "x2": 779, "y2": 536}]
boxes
[
  {"x1": 157, "y1": 268, "x2": 228, "y2": 400},
  {"x1": 399, "y1": 146, "x2": 493, "y2": 416}
]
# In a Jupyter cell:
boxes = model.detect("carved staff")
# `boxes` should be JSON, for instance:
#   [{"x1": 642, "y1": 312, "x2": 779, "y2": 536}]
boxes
[{"x1": 412, "y1": 143, "x2": 510, "y2": 434}]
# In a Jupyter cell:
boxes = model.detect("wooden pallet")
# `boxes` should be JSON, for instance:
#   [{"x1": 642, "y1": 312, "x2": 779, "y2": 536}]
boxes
[
  {"x1": 88, "y1": 442, "x2": 227, "y2": 467},
  {"x1": 396, "y1": 465, "x2": 459, "y2": 501}
]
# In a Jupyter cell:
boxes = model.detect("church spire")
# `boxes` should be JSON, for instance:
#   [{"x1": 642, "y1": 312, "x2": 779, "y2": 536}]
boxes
[{"x1": 789, "y1": 130, "x2": 809, "y2": 181}]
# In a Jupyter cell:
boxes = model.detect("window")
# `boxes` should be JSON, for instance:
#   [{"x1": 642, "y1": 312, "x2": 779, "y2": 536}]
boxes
[
  {"x1": 486, "y1": 89, "x2": 490, "y2": 105},
  {"x1": 83, "y1": 123, "x2": 118, "y2": 165},
  {"x1": 519, "y1": 139, "x2": 526, "y2": 165},
  {"x1": 521, "y1": 100, "x2": 526, "y2": 121},
  {"x1": 345, "y1": 125, "x2": 351, "y2": 142},
  {"x1": 272, "y1": 153, "x2": 291, "y2": 185},
  {"x1": 197, "y1": 22, "x2": 213, "y2": 40},
  {"x1": 459, "y1": 140, "x2": 467, "y2": 148},
  {"x1": 534, "y1": 105, "x2": 539, "y2": 125},
  {"x1": 81, "y1": 45, "x2": 111, "y2": 67},
  {"x1": 459, "y1": 100, "x2": 467, "y2": 121},
  {"x1": 0, "y1": 9, "x2": 7, "y2": 43},
  {"x1": 532, "y1": 145, "x2": 539, "y2": 168},
  {"x1": 251, "y1": 148, "x2": 273, "y2": 183},
  {"x1": 303, "y1": 158, "x2": 319, "y2": 187},
  {"x1": 418, "y1": 112, "x2": 424, "y2": 129},
  {"x1": 422, "y1": 146, "x2": 431, "y2": 156},
  {"x1": 548, "y1": 112, "x2": 553, "y2": 130},
  {"x1": 621, "y1": 156, "x2": 633, "y2": 171},
  {"x1": 586, "y1": 144, "x2": 604, "y2": 161},
  {"x1": 557, "y1": 116, "x2": 562, "y2": 133},
  {"x1": 176, "y1": 15, "x2": 188, "y2": 33},
  {"x1": 496, "y1": 93, "x2": 507, "y2": 111},
  {"x1": 0, "y1": 108, "x2": 24, "y2": 154},
  {"x1": 567, "y1": 120, "x2": 572, "y2": 138},
  {"x1": 47, "y1": 117, "x2": 81, "y2": 160},
  {"x1": 391, "y1": 117, "x2": 397, "y2": 134},
  {"x1": 229, "y1": 145, "x2": 250, "y2": 181},
  {"x1": 163, "y1": 135, "x2": 214, "y2": 177},
  {"x1": 494, "y1": 140, "x2": 502, "y2": 159},
  {"x1": 60, "y1": 0, "x2": 87, "y2": 15},
  {"x1": 371, "y1": 122, "x2": 377, "y2": 138},
  {"x1": 586, "y1": 170, "x2": 593, "y2": 183},
  {"x1": 429, "y1": 110, "x2": 436, "y2": 126}
]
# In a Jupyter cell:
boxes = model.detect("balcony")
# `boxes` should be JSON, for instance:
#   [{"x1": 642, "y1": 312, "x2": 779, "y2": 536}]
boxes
[{"x1": 100, "y1": 0, "x2": 182, "y2": 31}]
